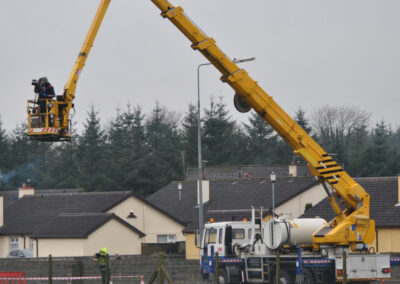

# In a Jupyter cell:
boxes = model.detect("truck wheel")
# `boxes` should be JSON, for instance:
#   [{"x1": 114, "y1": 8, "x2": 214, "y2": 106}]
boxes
[
  {"x1": 232, "y1": 243, "x2": 241, "y2": 257},
  {"x1": 218, "y1": 269, "x2": 229, "y2": 284},
  {"x1": 303, "y1": 270, "x2": 315, "y2": 284},
  {"x1": 273, "y1": 269, "x2": 292, "y2": 284}
]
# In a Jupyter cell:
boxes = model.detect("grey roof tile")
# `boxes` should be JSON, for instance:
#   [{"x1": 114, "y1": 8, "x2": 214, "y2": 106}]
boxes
[
  {"x1": 0, "y1": 191, "x2": 143, "y2": 237},
  {"x1": 147, "y1": 177, "x2": 318, "y2": 232},
  {"x1": 300, "y1": 176, "x2": 400, "y2": 228},
  {"x1": 30, "y1": 213, "x2": 145, "y2": 238}
]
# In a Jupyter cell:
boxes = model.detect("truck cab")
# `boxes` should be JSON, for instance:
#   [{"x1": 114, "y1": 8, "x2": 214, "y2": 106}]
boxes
[{"x1": 201, "y1": 221, "x2": 258, "y2": 258}]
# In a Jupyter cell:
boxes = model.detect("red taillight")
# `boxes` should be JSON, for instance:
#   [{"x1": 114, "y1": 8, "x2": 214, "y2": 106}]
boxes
[
  {"x1": 337, "y1": 269, "x2": 343, "y2": 275},
  {"x1": 382, "y1": 268, "x2": 391, "y2": 273}
]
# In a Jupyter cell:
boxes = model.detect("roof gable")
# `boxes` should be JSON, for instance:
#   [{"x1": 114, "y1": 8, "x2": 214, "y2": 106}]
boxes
[{"x1": 30, "y1": 213, "x2": 145, "y2": 239}]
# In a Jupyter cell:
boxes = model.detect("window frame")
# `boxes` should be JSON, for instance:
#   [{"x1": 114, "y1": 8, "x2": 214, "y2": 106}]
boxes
[
  {"x1": 232, "y1": 229, "x2": 245, "y2": 240},
  {"x1": 10, "y1": 236, "x2": 18, "y2": 251},
  {"x1": 157, "y1": 234, "x2": 176, "y2": 244}
]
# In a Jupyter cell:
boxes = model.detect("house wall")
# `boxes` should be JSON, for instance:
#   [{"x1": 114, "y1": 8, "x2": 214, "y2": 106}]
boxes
[
  {"x1": 37, "y1": 239, "x2": 84, "y2": 257},
  {"x1": 376, "y1": 228, "x2": 400, "y2": 253},
  {"x1": 276, "y1": 184, "x2": 326, "y2": 219},
  {"x1": 83, "y1": 219, "x2": 141, "y2": 256},
  {"x1": 108, "y1": 197, "x2": 185, "y2": 243},
  {"x1": 0, "y1": 235, "x2": 38, "y2": 258},
  {"x1": 185, "y1": 233, "x2": 200, "y2": 260},
  {"x1": 0, "y1": 236, "x2": 10, "y2": 258},
  {"x1": 33, "y1": 220, "x2": 142, "y2": 257}
]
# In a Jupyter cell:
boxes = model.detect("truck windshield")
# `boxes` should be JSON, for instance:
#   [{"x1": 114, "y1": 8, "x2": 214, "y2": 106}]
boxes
[{"x1": 204, "y1": 228, "x2": 217, "y2": 245}]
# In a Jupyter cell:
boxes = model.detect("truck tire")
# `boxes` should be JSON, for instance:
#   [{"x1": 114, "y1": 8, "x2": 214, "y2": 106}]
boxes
[
  {"x1": 218, "y1": 269, "x2": 229, "y2": 284},
  {"x1": 273, "y1": 269, "x2": 292, "y2": 284},
  {"x1": 303, "y1": 270, "x2": 315, "y2": 284},
  {"x1": 201, "y1": 271, "x2": 208, "y2": 281},
  {"x1": 232, "y1": 243, "x2": 241, "y2": 257}
]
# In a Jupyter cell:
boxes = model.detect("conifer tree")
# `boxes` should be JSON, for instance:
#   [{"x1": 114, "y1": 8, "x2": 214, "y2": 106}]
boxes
[
  {"x1": 294, "y1": 107, "x2": 312, "y2": 134},
  {"x1": 181, "y1": 103, "x2": 200, "y2": 168},
  {"x1": 77, "y1": 106, "x2": 112, "y2": 191},
  {"x1": 0, "y1": 116, "x2": 9, "y2": 172},
  {"x1": 137, "y1": 102, "x2": 182, "y2": 195},
  {"x1": 361, "y1": 121, "x2": 400, "y2": 176},
  {"x1": 202, "y1": 96, "x2": 236, "y2": 165},
  {"x1": 107, "y1": 104, "x2": 147, "y2": 191},
  {"x1": 243, "y1": 112, "x2": 277, "y2": 165}
]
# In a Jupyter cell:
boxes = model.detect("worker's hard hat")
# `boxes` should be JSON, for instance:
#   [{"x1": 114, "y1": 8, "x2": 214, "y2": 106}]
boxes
[{"x1": 100, "y1": 247, "x2": 108, "y2": 253}]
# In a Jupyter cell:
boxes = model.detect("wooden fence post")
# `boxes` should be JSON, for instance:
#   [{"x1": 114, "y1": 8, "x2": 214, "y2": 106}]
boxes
[
  {"x1": 214, "y1": 252, "x2": 220, "y2": 284},
  {"x1": 275, "y1": 250, "x2": 280, "y2": 284},
  {"x1": 48, "y1": 254, "x2": 52, "y2": 284}
]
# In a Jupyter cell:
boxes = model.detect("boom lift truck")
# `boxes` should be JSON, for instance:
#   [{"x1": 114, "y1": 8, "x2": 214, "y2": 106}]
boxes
[
  {"x1": 146, "y1": 0, "x2": 392, "y2": 282},
  {"x1": 27, "y1": 0, "x2": 110, "y2": 141}
]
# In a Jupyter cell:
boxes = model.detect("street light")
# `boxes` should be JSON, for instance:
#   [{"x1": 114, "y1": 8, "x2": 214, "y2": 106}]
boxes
[{"x1": 196, "y1": 57, "x2": 255, "y2": 246}]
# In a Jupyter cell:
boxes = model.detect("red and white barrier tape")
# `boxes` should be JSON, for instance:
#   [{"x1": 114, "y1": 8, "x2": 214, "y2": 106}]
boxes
[{"x1": 0, "y1": 275, "x2": 144, "y2": 281}]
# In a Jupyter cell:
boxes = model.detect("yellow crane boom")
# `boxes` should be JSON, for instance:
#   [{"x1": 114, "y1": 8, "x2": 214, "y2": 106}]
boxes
[
  {"x1": 62, "y1": 0, "x2": 111, "y2": 121},
  {"x1": 27, "y1": 0, "x2": 110, "y2": 141},
  {"x1": 149, "y1": 0, "x2": 375, "y2": 248}
]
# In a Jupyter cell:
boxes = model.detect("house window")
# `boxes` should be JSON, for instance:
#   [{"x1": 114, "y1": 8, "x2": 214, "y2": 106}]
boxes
[
  {"x1": 30, "y1": 239, "x2": 34, "y2": 250},
  {"x1": 157, "y1": 234, "x2": 176, "y2": 243},
  {"x1": 10, "y1": 236, "x2": 18, "y2": 251}
]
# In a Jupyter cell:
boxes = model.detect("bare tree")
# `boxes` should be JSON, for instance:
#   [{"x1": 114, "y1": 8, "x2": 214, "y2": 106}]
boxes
[{"x1": 311, "y1": 105, "x2": 371, "y2": 144}]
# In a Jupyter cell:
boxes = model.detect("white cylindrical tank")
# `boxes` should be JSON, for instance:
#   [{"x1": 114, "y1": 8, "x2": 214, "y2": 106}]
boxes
[
  {"x1": 264, "y1": 218, "x2": 327, "y2": 250},
  {"x1": 264, "y1": 219, "x2": 288, "y2": 250}
]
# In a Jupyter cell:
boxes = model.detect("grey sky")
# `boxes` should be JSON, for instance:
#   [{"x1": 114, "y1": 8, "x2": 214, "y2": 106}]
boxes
[{"x1": 1, "y1": 0, "x2": 399, "y2": 132}]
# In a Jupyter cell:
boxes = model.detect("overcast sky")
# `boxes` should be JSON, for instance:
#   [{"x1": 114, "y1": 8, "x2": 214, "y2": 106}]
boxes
[{"x1": 1, "y1": 0, "x2": 399, "y2": 132}]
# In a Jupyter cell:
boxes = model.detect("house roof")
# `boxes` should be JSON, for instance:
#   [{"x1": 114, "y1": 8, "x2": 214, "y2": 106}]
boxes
[
  {"x1": 300, "y1": 176, "x2": 400, "y2": 228},
  {"x1": 146, "y1": 177, "x2": 318, "y2": 233},
  {"x1": 0, "y1": 191, "x2": 145, "y2": 237},
  {"x1": 30, "y1": 213, "x2": 145, "y2": 239},
  {"x1": 185, "y1": 165, "x2": 313, "y2": 181}
]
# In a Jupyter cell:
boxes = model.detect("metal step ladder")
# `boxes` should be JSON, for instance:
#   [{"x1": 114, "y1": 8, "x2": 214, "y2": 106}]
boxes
[{"x1": 245, "y1": 257, "x2": 270, "y2": 283}]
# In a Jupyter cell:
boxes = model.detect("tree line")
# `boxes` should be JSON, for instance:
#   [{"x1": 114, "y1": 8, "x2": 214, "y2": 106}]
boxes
[{"x1": 0, "y1": 97, "x2": 399, "y2": 197}]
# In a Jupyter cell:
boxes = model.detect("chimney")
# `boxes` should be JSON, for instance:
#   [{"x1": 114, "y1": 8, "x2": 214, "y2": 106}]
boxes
[
  {"x1": 197, "y1": 180, "x2": 209, "y2": 204},
  {"x1": 19, "y1": 183, "x2": 35, "y2": 199},
  {"x1": 178, "y1": 182, "x2": 182, "y2": 201},
  {"x1": 0, "y1": 195, "x2": 3, "y2": 227},
  {"x1": 289, "y1": 162, "x2": 297, "y2": 177}
]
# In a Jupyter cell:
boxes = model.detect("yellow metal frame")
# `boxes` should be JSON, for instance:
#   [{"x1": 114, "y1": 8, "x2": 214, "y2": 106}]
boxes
[
  {"x1": 149, "y1": 0, "x2": 375, "y2": 248},
  {"x1": 27, "y1": 0, "x2": 110, "y2": 141}
]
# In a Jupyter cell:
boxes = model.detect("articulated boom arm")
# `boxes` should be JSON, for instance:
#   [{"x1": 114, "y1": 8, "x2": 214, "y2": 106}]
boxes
[
  {"x1": 61, "y1": 0, "x2": 110, "y2": 127},
  {"x1": 150, "y1": 0, "x2": 375, "y2": 248},
  {"x1": 27, "y1": 0, "x2": 110, "y2": 141}
]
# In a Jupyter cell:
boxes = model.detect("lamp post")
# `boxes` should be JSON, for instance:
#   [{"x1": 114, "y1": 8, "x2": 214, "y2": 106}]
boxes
[{"x1": 196, "y1": 57, "x2": 255, "y2": 246}]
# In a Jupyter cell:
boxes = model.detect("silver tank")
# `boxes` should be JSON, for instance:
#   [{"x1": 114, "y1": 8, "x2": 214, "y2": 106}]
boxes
[{"x1": 264, "y1": 218, "x2": 327, "y2": 249}]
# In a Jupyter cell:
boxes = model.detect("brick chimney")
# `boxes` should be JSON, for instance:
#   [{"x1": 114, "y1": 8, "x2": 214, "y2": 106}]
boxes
[
  {"x1": 197, "y1": 180, "x2": 209, "y2": 204},
  {"x1": 289, "y1": 162, "x2": 297, "y2": 177},
  {"x1": 19, "y1": 183, "x2": 35, "y2": 199}
]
